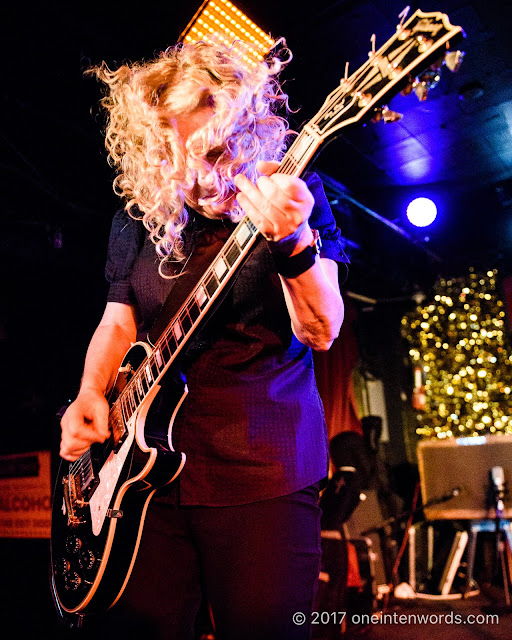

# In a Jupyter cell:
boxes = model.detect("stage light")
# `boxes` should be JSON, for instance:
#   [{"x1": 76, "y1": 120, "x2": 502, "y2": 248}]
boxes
[
  {"x1": 406, "y1": 197, "x2": 437, "y2": 227},
  {"x1": 179, "y1": 1, "x2": 275, "y2": 70}
]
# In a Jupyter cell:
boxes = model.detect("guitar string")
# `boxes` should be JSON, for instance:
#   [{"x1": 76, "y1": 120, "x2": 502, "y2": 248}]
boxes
[
  {"x1": 297, "y1": 22, "x2": 428, "y2": 137},
  {"x1": 127, "y1": 135, "x2": 316, "y2": 405}
]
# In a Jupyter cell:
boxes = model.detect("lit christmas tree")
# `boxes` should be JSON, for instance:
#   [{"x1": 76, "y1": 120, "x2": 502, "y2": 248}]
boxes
[{"x1": 401, "y1": 268, "x2": 512, "y2": 439}]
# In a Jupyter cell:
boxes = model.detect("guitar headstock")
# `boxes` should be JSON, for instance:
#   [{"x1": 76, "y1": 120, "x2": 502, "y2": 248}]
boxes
[{"x1": 307, "y1": 9, "x2": 465, "y2": 142}]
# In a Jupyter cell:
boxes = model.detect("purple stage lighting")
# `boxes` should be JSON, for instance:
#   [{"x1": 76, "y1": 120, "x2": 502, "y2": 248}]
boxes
[{"x1": 406, "y1": 197, "x2": 437, "y2": 227}]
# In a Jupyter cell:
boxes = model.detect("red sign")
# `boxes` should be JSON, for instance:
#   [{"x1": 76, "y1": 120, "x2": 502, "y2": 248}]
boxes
[{"x1": 0, "y1": 451, "x2": 52, "y2": 538}]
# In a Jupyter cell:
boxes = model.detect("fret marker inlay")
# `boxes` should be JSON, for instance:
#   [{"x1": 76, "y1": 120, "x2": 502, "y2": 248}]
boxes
[
  {"x1": 236, "y1": 224, "x2": 251, "y2": 247},
  {"x1": 195, "y1": 286, "x2": 208, "y2": 308},
  {"x1": 214, "y1": 258, "x2": 228, "y2": 279}
]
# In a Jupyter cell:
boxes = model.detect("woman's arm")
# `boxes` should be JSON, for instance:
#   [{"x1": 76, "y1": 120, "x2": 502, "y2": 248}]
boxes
[
  {"x1": 278, "y1": 255, "x2": 344, "y2": 351},
  {"x1": 60, "y1": 301, "x2": 138, "y2": 461},
  {"x1": 234, "y1": 163, "x2": 344, "y2": 351}
]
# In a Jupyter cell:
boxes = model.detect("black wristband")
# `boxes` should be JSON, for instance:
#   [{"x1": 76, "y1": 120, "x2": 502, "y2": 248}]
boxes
[
  {"x1": 272, "y1": 229, "x2": 322, "y2": 278},
  {"x1": 265, "y1": 220, "x2": 308, "y2": 258},
  {"x1": 273, "y1": 245, "x2": 318, "y2": 278}
]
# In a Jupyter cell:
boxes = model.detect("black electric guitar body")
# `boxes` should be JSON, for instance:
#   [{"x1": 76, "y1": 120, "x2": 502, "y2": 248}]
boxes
[
  {"x1": 50, "y1": 344, "x2": 187, "y2": 617},
  {"x1": 51, "y1": 9, "x2": 465, "y2": 620}
]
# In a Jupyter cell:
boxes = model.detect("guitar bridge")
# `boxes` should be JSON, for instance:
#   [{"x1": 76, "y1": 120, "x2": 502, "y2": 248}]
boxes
[
  {"x1": 62, "y1": 475, "x2": 84, "y2": 528},
  {"x1": 62, "y1": 471, "x2": 96, "y2": 528}
]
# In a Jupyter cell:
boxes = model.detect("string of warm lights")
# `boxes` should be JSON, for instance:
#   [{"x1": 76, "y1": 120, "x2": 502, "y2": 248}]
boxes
[
  {"x1": 180, "y1": 0, "x2": 275, "y2": 69},
  {"x1": 402, "y1": 268, "x2": 512, "y2": 440}
]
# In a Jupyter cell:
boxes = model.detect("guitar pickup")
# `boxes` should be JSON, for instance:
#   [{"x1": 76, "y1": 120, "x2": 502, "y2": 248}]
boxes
[{"x1": 109, "y1": 404, "x2": 127, "y2": 452}]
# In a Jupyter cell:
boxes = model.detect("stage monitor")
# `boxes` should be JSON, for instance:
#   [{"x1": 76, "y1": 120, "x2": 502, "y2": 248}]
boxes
[{"x1": 417, "y1": 434, "x2": 512, "y2": 519}]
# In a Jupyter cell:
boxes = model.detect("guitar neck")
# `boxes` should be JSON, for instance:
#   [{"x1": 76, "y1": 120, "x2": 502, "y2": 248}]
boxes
[{"x1": 276, "y1": 127, "x2": 323, "y2": 178}]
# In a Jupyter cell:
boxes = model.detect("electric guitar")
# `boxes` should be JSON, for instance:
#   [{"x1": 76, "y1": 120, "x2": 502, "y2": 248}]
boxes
[{"x1": 50, "y1": 9, "x2": 465, "y2": 620}]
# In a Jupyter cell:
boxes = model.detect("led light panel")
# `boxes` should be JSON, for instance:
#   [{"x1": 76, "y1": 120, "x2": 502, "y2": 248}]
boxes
[{"x1": 180, "y1": 0, "x2": 275, "y2": 68}]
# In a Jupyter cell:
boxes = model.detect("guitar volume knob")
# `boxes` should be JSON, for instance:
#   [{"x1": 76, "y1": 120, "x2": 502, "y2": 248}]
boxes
[
  {"x1": 55, "y1": 557, "x2": 71, "y2": 575},
  {"x1": 78, "y1": 549, "x2": 97, "y2": 570},
  {"x1": 65, "y1": 535, "x2": 82, "y2": 554},
  {"x1": 64, "y1": 571, "x2": 82, "y2": 591}
]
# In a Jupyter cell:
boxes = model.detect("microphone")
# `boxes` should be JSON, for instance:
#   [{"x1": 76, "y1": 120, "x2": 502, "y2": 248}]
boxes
[
  {"x1": 490, "y1": 466, "x2": 506, "y2": 515},
  {"x1": 361, "y1": 486, "x2": 463, "y2": 535},
  {"x1": 423, "y1": 486, "x2": 462, "y2": 508},
  {"x1": 491, "y1": 466, "x2": 506, "y2": 496}
]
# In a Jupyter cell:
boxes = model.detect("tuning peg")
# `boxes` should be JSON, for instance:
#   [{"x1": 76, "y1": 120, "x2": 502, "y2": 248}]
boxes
[
  {"x1": 381, "y1": 107, "x2": 403, "y2": 123},
  {"x1": 396, "y1": 27, "x2": 411, "y2": 41},
  {"x1": 371, "y1": 106, "x2": 403, "y2": 123},
  {"x1": 419, "y1": 69, "x2": 441, "y2": 89},
  {"x1": 412, "y1": 68, "x2": 441, "y2": 102},
  {"x1": 414, "y1": 81, "x2": 429, "y2": 101},
  {"x1": 416, "y1": 35, "x2": 434, "y2": 53},
  {"x1": 396, "y1": 5, "x2": 411, "y2": 37},
  {"x1": 444, "y1": 50, "x2": 465, "y2": 72}
]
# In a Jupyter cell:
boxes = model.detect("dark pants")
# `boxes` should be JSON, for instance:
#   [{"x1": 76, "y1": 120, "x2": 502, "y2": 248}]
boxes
[{"x1": 82, "y1": 484, "x2": 322, "y2": 640}]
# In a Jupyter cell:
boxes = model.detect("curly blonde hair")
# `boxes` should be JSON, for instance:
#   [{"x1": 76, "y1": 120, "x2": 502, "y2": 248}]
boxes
[{"x1": 90, "y1": 41, "x2": 291, "y2": 267}]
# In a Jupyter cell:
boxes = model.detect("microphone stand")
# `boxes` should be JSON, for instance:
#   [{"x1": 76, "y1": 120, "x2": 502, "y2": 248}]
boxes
[
  {"x1": 361, "y1": 487, "x2": 462, "y2": 535},
  {"x1": 482, "y1": 477, "x2": 512, "y2": 615},
  {"x1": 361, "y1": 487, "x2": 461, "y2": 586}
]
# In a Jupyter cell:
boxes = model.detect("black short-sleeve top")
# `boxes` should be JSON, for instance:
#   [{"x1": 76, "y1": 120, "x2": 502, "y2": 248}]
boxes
[{"x1": 105, "y1": 172, "x2": 348, "y2": 506}]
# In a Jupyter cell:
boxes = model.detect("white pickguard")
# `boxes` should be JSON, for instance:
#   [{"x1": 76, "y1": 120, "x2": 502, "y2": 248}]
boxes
[{"x1": 88, "y1": 423, "x2": 135, "y2": 536}]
